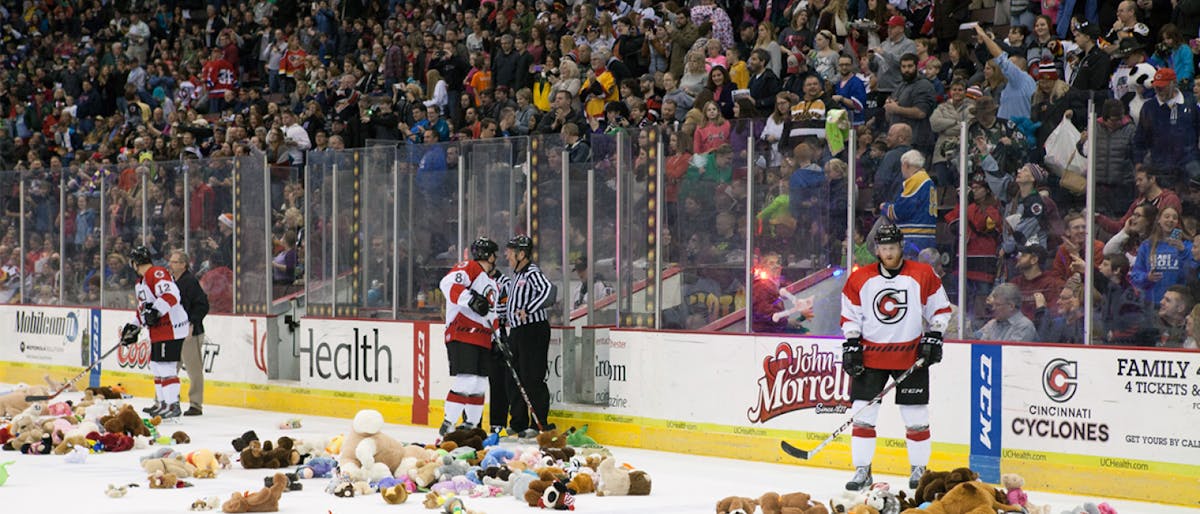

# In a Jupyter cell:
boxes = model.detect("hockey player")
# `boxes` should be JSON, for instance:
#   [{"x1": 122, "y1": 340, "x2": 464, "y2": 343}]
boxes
[
  {"x1": 840, "y1": 225, "x2": 951, "y2": 491},
  {"x1": 438, "y1": 237, "x2": 501, "y2": 436},
  {"x1": 487, "y1": 265, "x2": 512, "y2": 434},
  {"x1": 121, "y1": 246, "x2": 191, "y2": 419}
]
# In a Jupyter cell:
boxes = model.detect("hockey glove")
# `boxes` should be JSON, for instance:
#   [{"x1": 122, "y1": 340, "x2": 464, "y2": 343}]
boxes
[
  {"x1": 919, "y1": 331, "x2": 943, "y2": 366},
  {"x1": 842, "y1": 337, "x2": 865, "y2": 377},
  {"x1": 120, "y1": 323, "x2": 141, "y2": 346},
  {"x1": 140, "y1": 302, "x2": 162, "y2": 326},
  {"x1": 467, "y1": 290, "x2": 491, "y2": 316}
]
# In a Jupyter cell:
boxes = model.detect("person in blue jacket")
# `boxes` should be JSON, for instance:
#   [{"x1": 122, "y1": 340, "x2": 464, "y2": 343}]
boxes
[
  {"x1": 1131, "y1": 205, "x2": 1194, "y2": 307},
  {"x1": 879, "y1": 150, "x2": 936, "y2": 256}
]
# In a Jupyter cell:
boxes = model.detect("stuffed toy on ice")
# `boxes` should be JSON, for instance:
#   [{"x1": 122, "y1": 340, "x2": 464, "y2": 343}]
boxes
[
  {"x1": 0, "y1": 461, "x2": 12, "y2": 486},
  {"x1": 221, "y1": 473, "x2": 289, "y2": 512},
  {"x1": 1000, "y1": 474, "x2": 1050, "y2": 514},
  {"x1": 295, "y1": 456, "x2": 338, "y2": 479},
  {"x1": 899, "y1": 482, "x2": 1022, "y2": 514},
  {"x1": 595, "y1": 456, "x2": 651, "y2": 496},
  {"x1": 717, "y1": 496, "x2": 759, "y2": 514},
  {"x1": 339, "y1": 409, "x2": 407, "y2": 481},
  {"x1": 758, "y1": 491, "x2": 829, "y2": 514}
]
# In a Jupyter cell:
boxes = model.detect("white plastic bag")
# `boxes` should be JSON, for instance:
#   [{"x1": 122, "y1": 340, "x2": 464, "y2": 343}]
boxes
[{"x1": 1043, "y1": 118, "x2": 1087, "y2": 194}]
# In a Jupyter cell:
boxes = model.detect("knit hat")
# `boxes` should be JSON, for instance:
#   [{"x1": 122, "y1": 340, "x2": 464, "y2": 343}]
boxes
[
  {"x1": 1023, "y1": 163, "x2": 1048, "y2": 186},
  {"x1": 218, "y1": 213, "x2": 234, "y2": 229},
  {"x1": 965, "y1": 85, "x2": 983, "y2": 100},
  {"x1": 1035, "y1": 62, "x2": 1058, "y2": 81}
]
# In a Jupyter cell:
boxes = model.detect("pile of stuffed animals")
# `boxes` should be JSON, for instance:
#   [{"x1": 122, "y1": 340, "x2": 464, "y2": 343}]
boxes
[{"x1": 716, "y1": 467, "x2": 1113, "y2": 514}]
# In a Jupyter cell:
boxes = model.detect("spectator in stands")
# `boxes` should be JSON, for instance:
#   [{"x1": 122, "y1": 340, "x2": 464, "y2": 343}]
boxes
[
  {"x1": 1099, "y1": 168, "x2": 1181, "y2": 236},
  {"x1": 1049, "y1": 211, "x2": 1105, "y2": 282},
  {"x1": 693, "y1": 101, "x2": 732, "y2": 154},
  {"x1": 879, "y1": 150, "x2": 937, "y2": 254},
  {"x1": 832, "y1": 54, "x2": 867, "y2": 126},
  {"x1": 872, "y1": 123, "x2": 913, "y2": 209},
  {"x1": 929, "y1": 80, "x2": 973, "y2": 189},
  {"x1": 1009, "y1": 242, "x2": 1065, "y2": 319},
  {"x1": 973, "y1": 24, "x2": 1036, "y2": 121},
  {"x1": 1133, "y1": 68, "x2": 1200, "y2": 189},
  {"x1": 1184, "y1": 303, "x2": 1200, "y2": 349},
  {"x1": 1131, "y1": 205, "x2": 1194, "y2": 306},
  {"x1": 978, "y1": 282, "x2": 1038, "y2": 342},
  {"x1": 787, "y1": 140, "x2": 826, "y2": 238},
  {"x1": 1155, "y1": 285, "x2": 1194, "y2": 347},
  {"x1": 1002, "y1": 164, "x2": 1050, "y2": 252},
  {"x1": 949, "y1": 174, "x2": 1004, "y2": 320},
  {"x1": 1033, "y1": 280, "x2": 1088, "y2": 344},
  {"x1": 870, "y1": 16, "x2": 916, "y2": 99},
  {"x1": 885, "y1": 53, "x2": 937, "y2": 152},
  {"x1": 968, "y1": 96, "x2": 1027, "y2": 203},
  {"x1": 1082, "y1": 99, "x2": 1136, "y2": 218},
  {"x1": 1067, "y1": 21, "x2": 1112, "y2": 95},
  {"x1": 747, "y1": 49, "x2": 781, "y2": 116},
  {"x1": 1096, "y1": 253, "x2": 1150, "y2": 345}
]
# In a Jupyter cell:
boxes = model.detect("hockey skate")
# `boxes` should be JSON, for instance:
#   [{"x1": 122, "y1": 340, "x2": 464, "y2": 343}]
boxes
[
  {"x1": 438, "y1": 419, "x2": 455, "y2": 436},
  {"x1": 909, "y1": 465, "x2": 926, "y2": 489},
  {"x1": 159, "y1": 402, "x2": 182, "y2": 422},
  {"x1": 143, "y1": 401, "x2": 167, "y2": 416},
  {"x1": 454, "y1": 422, "x2": 478, "y2": 432},
  {"x1": 845, "y1": 465, "x2": 873, "y2": 491}
]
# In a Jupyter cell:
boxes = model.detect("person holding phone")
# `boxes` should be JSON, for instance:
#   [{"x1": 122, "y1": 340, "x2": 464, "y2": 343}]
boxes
[{"x1": 1131, "y1": 206, "x2": 1194, "y2": 306}]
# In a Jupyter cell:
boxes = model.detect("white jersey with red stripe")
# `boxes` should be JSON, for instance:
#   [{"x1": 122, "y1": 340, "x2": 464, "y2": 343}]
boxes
[
  {"x1": 440, "y1": 260, "x2": 499, "y2": 348},
  {"x1": 134, "y1": 266, "x2": 190, "y2": 342},
  {"x1": 840, "y1": 260, "x2": 951, "y2": 370}
]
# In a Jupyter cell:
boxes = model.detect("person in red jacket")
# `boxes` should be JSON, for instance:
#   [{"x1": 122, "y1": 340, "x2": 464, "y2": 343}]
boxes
[
  {"x1": 945, "y1": 174, "x2": 1002, "y2": 322},
  {"x1": 201, "y1": 47, "x2": 237, "y2": 114},
  {"x1": 1049, "y1": 211, "x2": 1105, "y2": 282},
  {"x1": 120, "y1": 246, "x2": 190, "y2": 419}
]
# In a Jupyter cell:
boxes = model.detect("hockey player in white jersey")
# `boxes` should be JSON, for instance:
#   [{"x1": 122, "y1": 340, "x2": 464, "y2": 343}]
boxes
[
  {"x1": 840, "y1": 225, "x2": 952, "y2": 490},
  {"x1": 438, "y1": 237, "x2": 500, "y2": 436},
  {"x1": 122, "y1": 246, "x2": 191, "y2": 419}
]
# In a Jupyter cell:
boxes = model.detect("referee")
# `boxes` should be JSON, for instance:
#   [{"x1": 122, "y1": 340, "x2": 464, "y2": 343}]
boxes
[{"x1": 503, "y1": 235, "x2": 554, "y2": 438}]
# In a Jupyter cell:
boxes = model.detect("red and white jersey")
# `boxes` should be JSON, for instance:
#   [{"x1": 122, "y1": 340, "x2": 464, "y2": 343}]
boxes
[
  {"x1": 840, "y1": 260, "x2": 952, "y2": 370},
  {"x1": 202, "y1": 58, "x2": 237, "y2": 99},
  {"x1": 134, "y1": 266, "x2": 190, "y2": 342},
  {"x1": 440, "y1": 260, "x2": 499, "y2": 348}
]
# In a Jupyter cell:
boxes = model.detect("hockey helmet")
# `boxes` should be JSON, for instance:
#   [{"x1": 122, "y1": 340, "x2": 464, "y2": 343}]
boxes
[
  {"x1": 875, "y1": 224, "x2": 904, "y2": 246},
  {"x1": 470, "y1": 237, "x2": 499, "y2": 261},
  {"x1": 129, "y1": 246, "x2": 154, "y2": 267},
  {"x1": 506, "y1": 235, "x2": 533, "y2": 253}
]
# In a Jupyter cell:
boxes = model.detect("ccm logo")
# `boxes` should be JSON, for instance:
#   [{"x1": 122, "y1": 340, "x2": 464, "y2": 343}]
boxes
[
  {"x1": 978, "y1": 354, "x2": 994, "y2": 450},
  {"x1": 416, "y1": 330, "x2": 427, "y2": 401}
]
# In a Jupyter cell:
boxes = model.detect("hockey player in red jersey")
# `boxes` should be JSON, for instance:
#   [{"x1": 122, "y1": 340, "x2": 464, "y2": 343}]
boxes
[
  {"x1": 438, "y1": 237, "x2": 500, "y2": 436},
  {"x1": 840, "y1": 225, "x2": 951, "y2": 491},
  {"x1": 121, "y1": 246, "x2": 191, "y2": 419}
]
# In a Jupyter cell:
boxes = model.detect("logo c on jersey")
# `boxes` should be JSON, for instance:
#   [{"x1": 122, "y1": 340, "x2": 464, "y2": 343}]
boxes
[{"x1": 872, "y1": 288, "x2": 908, "y2": 324}]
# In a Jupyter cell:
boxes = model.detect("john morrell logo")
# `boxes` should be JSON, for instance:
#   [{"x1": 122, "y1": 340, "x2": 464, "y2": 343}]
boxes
[
  {"x1": 747, "y1": 342, "x2": 851, "y2": 423},
  {"x1": 15, "y1": 310, "x2": 80, "y2": 342},
  {"x1": 1043, "y1": 358, "x2": 1078, "y2": 403}
]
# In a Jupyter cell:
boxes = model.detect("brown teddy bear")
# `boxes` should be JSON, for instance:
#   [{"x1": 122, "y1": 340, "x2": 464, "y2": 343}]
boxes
[
  {"x1": 899, "y1": 482, "x2": 1022, "y2": 514},
  {"x1": 0, "y1": 387, "x2": 48, "y2": 417},
  {"x1": 381, "y1": 484, "x2": 409, "y2": 504},
  {"x1": 100, "y1": 404, "x2": 150, "y2": 437},
  {"x1": 142, "y1": 454, "x2": 197, "y2": 478},
  {"x1": 542, "y1": 447, "x2": 576, "y2": 463},
  {"x1": 717, "y1": 496, "x2": 759, "y2": 513},
  {"x1": 536, "y1": 428, "x2": 568, "y2": 449},
  {"x1": 240, "y1": 438, "x2": 301, "y2": 469},
  {"x1": 567, "y1": 472, "x2": 595, "y2": 494},
  {"x1": 148, "y1": 470, "x2": 180, "y2": 489},
  {"x1": 221, "y1": 472, "x2": 288, "y2": 513},
  {"x1": 595, "y1": 456, "x2": 651, "y2": 496},
  {"x1": 524, "y1": 468, "x2": 565, "y2": 507},
  {"x1": 85, "y1": 385, "x2": 124, "y2": 400},
  {"x1": 909, "y1": 467, "x2": 979, "y2": 506},
  {"x1": 443, "y1": 426, "x2": 488, "y2": 451},
  {"x1": 759, "y1": 492, "x2": 829, "y2": 514}
]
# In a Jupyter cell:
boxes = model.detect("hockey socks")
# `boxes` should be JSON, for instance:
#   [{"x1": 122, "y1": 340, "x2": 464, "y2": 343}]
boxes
[
  {"x1": 149, "y1": 360, "x2": 181, "y2": 405},
  {"x1": 444, "y1": 374, "x2": 488, "y2": 426}
]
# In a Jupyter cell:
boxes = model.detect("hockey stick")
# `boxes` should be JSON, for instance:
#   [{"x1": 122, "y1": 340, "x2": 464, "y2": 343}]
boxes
[
  {"x1": 495, "y1": 332, "x2": 544, "y2": 432},
  {"x1": 781, "y1": 358, "x2": 926, "y2": 460},
  {"x1": 24, "y1": 342, "x2": 127, "y2": 402}
]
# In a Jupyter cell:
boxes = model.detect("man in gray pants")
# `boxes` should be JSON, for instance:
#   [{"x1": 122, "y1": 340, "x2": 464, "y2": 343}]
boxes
[{"x1": 169, "y1": 251, "x2": 210, "y2": 416}]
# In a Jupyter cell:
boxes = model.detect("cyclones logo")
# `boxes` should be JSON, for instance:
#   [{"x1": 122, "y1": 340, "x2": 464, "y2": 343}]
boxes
[
  {"x1": 117, "y1": 339, "x2": 151, "y2": 369},
  {"x1": 872, "y1": 288, "x2": 908, "y2": 324},
  {"x1": 1042, "y1": 358, "x2": 1078, "y2": 403}
]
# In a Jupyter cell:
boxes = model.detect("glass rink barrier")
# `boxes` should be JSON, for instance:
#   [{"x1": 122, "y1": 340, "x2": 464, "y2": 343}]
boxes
[{"x1": 0, "y1": 104, "x2": 1184, "y2": 347}]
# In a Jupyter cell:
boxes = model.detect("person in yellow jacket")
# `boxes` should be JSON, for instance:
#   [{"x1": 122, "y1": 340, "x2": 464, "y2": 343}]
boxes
[{"x1": 580, "y1": 50, "x2": 617, "y2": 119}]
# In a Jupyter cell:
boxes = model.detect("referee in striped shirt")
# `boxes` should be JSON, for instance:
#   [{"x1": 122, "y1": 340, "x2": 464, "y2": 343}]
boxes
[{"x1": 503, "y1": 235, "x2": 554, "y2": 437}]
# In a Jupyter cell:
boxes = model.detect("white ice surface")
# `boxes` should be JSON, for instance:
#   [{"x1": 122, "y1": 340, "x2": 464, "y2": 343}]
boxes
[{"x1": 0, "y1": 391, "x2": 1193, "y2": 514}]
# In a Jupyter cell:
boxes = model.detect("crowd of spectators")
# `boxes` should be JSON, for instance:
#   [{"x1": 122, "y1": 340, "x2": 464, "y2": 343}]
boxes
[{"x1": 2, "y1": 0, "x2": 1200, "y2": 347}]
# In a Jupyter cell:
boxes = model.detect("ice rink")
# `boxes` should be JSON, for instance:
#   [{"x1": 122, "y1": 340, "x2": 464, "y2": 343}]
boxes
[{"x1": 0, "y1": 390, "x2": 1193, "y2": 514}]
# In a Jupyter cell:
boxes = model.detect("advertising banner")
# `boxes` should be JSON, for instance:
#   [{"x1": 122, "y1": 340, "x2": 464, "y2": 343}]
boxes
[
  {"x1": 1002, "y1": 346, "x2": 1200, "y2": 467},
  {"x1": 297, "y1": 319, "x2": 412, "y2": 396},
  {"x1": 100, "y1": 312, "x2": 270, "y2": 384},
  {"x1": 0, "y1": 306, "x2": 89, "y2": 367},
  {"x1": 969, "y1": 343, "x2": 1003, "y2": 483}
]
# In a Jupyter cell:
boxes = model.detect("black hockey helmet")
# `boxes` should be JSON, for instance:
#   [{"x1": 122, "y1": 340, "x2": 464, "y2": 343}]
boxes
[
  {"x1": 129, "y1": 246, "x2": 154, "y2": 267},
  {"x1": 506, "y1": 235, "x2": 533, "y2": 254},
  {"x1": 470, "y1": 237, "x2": 499, "y2": 261},
  {"x1": 875, "y1": 224, "x2": 904, "y2": 246}
]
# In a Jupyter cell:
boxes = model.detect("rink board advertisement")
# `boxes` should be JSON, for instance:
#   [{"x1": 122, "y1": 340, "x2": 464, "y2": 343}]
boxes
[
  {"x1": 297, "y1": 319, "x2": 413, "y2": 397},
  {"x1": 1001, "y1": 345, "x2": 1200, "y2": 467},
  {"x1": 0, "y1": 306, "x2": 90, "y2": 367},
  {"x1": 98, "y1": 312, "x2": 271, "y2": 385}
]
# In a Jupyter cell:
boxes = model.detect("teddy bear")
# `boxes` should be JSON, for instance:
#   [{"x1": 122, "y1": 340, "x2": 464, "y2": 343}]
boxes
[
  {"x1": 187, "y1": 449, "x2": 222, "y2": 478},
  {"x1": 264, "y1": 472, "x2": 303, "y2": 492},
  {"x1": 143, "y1": 453, "x2": 197, "y2": 478},
  {"x1": 537, "y1": 428, "x2": 568, "y2": 449},
  {"x1": 84, "y1": 385, "x2": 123, "y2": 400},
  {"x1": 296, "y1": 456, "x2": 338, "y2": 479},
  {"x1": 231, "y1": 430, "x2": 259, "y2": 452},
  {"x1": 538, "y1": 479, "x2": 577, "y2": 510},
  {"x1": 432, "y1": 475, "x2": 476, "y2": 496},
  {"x1": 567, "y1": 472, "x2": 595, "y2": 494},
  {"x1": 190, "y1": 496, "x2": 221, "y2": 511},
  {"x1": 148, "y1": 470, "x2": 180, "y2": 489},
  {"x1": 759, "y1": 492, "x2": 829, "y2": 514},
  {"x1": 410, "y1": 459, "x2": 443, "y2": 489},
  {"x1": 339, "y1": 409, "x2": 408, "y2": 481},
  {"x1": 524, "y1": 468, "x2": 567, "y2": 507},
  {"x1": 4, "y1": 414, "x2": 44, "y2": 452},
  {"x1": 0, "y1": 386, "x2": 48, "y2": 417},
  {"x1": 1000, "y1": 474, "x2": 1050, "y2": 514},
  {"x1": 717, "y1": 496, "x2": 759, "y2": 514},
  {"x1": 381, "y1": 484, "x2": 409, "y2": 504},
  {"x1": 900, "y1": 482, "x2": 1022, "y2": 514},
  {"x1": 241, "y1": 438, "x2": 302, "y2": 469},
  {"x1": 595, "y1": 456, "x2": 651, "y2": 496},
  {"x1": 908, "y1": 467, "x2": 980, "y2": 507},
  {"x1": 99, "y1": 404, "x2": 150, "y2": 437},
  {"x1": 436, "y1": 455, "x2": 473, "y2": 483},
  {"x1": 221, "y1": 472, "x2": 288, "y2": 513},
  {"x1": 542, "y1": 447, "x2": 576, "y2": 463},
  {"x1": 443, "y1": 426, "x2": 489, "y2": 451}
]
